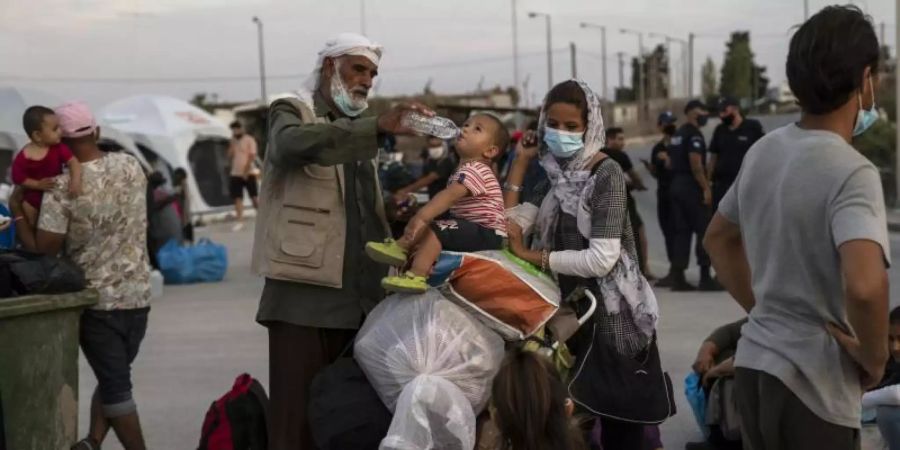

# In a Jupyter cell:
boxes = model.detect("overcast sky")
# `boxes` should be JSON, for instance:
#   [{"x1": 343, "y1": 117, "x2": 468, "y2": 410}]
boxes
[{"x1": 0, "y1": 0, "x2": 895, "y2": 108}]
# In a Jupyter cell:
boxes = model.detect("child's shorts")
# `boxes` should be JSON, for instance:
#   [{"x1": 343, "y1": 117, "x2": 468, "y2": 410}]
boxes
[{"x1": 430, "y1": 217, "x2": 504, "y2": 253}]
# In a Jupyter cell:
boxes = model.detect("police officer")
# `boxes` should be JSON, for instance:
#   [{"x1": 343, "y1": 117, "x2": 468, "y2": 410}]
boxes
[
  {"x1": 642, "y1": 112, "x2": 678, "y2": 287},
  {"x1": 668, "y1": 100, "x2": 723, "y2": 291},
  {"x1": 708, "y1": 96, "x2": 765, "y2": 210}
]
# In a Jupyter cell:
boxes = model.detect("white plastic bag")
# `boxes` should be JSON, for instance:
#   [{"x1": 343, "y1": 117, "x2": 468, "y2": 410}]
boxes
[
  {"x1": 379, "y1": 375, "x2": 476, "y2": 450},
  {"x1": 354, "y1": 290, "x2": 505, "y2": 414}
]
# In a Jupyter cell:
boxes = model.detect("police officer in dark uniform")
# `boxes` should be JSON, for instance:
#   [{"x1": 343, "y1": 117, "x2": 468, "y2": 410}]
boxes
[
  {"x1": 708, "y1": 96, "x2": 765, "y2": 210},
  {"x1": 642, "y1": 112, "x2": 678, "y2": 287},
  {"x1": 668, "y1": 100, "x2": 723, "y2": 291}
]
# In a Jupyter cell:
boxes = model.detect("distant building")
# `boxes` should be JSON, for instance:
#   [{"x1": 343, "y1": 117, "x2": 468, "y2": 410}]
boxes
[{"x1": 767, "y1": 81, "x2": 797, "y2": 106}]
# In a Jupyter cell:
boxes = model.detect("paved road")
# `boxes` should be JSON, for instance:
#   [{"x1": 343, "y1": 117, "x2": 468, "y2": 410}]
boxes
[{"x1": 80, "y1": 114, "x2": 899, "y2": 449}]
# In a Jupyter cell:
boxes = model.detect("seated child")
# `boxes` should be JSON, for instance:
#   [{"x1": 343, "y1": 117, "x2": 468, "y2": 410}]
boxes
[
  {"x1": 366, "y1": 113, "x2": 509, "y2": 293},
  {"x1": 862, "y1": 306, "x2": 900, "y2": 447},
  {"x1": 11, "y1": 106, "x2": 82, "y2": 231},
  {"x1": 482, "y1": 348, "x2": 585, "y2": 450}
]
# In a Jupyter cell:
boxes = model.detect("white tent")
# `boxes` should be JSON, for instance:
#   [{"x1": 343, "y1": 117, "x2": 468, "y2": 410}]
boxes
[
  {"x1": 0, "y1": 86, "x2": 149, "y2": 183},
  {"x1": 100, "y1": 95, "x2": 235, "y2": 217}
]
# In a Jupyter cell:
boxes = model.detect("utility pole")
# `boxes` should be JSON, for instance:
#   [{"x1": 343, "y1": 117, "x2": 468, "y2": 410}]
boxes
[
  {"x1": 360, "y1": 0, "x2": 366, "y2": 35},
  {"x1": 252, "y1": 16, "x2": 267, "y2": 104},
  {"x1": 512, "y1": 0, "x2": 519, "y2": 105},
  {"x1": 622, "y1": 28, "x2": 646, "y2": 120},
  {"x1": 804, "y1": 0, "x2": 809, "y2": 20},
  {"x1": 617, "y1": 52, "x2": 625, "y2": 89},
  {"x1": 688, "y1": 32, "x2": 695, "y2": 98},
  {"x1": 895, "y1": 3, "x2": 900, "y2": 203},
  {"x1": 881, "y1": 22, "x2": 885, "y2": 46},
  {"x1": 579, "y1": 22, "x2": 608, "y2": 99},
  {"x1": 570, "y1": 42, "x2": 577, "y2": 78},
  {"x1": 529, "y1": 12, "x2": 553, "y2": 91},
  {"x1": 602, "y1": 27, "x2": 608, "y2": 99}
]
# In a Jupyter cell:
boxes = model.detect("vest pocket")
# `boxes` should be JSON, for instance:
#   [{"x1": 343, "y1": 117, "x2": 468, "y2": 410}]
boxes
[{"x1": 273, "y1": 208, "x2": 327, "y2": 268}]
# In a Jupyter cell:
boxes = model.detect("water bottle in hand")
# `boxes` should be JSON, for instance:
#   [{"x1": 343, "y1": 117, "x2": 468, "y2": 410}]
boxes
[{"x1": 401, "y1": 112, "x2": 459, "y2": 139}]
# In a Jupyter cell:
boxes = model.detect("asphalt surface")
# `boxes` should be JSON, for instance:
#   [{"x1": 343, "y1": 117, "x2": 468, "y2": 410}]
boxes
[{"x1": 79, "y1": 113, "x2": 899, "y2": 449}]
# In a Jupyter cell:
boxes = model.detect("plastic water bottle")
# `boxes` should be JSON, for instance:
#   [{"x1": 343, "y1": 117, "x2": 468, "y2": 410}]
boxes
[{"x1": 401, "y1": 112, "x2": 459, "y2": 139}]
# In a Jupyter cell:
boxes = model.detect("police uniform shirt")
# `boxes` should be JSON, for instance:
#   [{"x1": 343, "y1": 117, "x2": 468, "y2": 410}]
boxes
[
  {"x1": 709, "y1": 118, "x2": 764, "y2": 182},
  {"x1": 650, "y1": 140, "x2": 672, "y2": 189},
  {"x1": 669, "y1": 123, "x2": 706, "y2": 177}
]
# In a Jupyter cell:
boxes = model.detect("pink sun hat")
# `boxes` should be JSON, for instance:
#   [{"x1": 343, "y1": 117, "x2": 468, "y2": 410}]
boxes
[{"x1": 54, "y1": 101, "x2": 97, "y2": 138}]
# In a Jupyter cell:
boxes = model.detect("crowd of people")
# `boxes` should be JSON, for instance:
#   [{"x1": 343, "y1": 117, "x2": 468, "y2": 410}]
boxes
[{"x1": 1, "y1": 4, "x2": 897, "y2": 450}]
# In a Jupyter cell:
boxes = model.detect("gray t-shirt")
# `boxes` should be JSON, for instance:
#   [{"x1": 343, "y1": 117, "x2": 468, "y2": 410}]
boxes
[{"x1": 719, "y1": 123, "x2": 890, "y2": 428}]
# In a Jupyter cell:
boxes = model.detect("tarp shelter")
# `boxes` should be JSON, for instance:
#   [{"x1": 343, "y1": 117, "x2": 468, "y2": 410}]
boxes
[
  {"x1": 101, "y1": 95, "x2": 236, "y2": 217},
  {"x1": 0, "y1": 86, "x2": 150, "y2": 183}
]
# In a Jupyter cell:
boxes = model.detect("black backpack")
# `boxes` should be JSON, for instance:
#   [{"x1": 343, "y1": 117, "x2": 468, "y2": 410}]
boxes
[
  {"x1": 0, "y1": 250, "x2": 86, "y2": 298},
  {"x1": 309, "y1": 358, "x2": 393, "y2": 450},
  {"x1": 197, "y1": 374, "x2": 268, "y2": 450}
]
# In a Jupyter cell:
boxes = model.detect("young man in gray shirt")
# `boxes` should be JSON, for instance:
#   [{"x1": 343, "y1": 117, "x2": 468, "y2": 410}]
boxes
[{"x1": 704, "y1": 6, "x2": 890, "y2": 449}]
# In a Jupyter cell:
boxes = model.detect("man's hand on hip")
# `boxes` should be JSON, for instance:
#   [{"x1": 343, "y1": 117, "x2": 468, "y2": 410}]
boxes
[
  {"x1": 827, "y1": 323, "x2": 886, "y2": 390},
  {"x1": 377, "y1": 102, "x2": 435, "y2": 135}
]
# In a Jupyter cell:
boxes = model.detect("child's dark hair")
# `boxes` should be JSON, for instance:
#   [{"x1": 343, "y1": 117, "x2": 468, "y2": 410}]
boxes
[
  {"x1": 475, "y1": 113, "x2": 511, "y2": 160},
  {"x1": 544, "y1": 80, "x2": 589, "y2": 125},
  {"x1": 173, "y1": 168, "x2": 188, "y2": 182},
  {"x1": 491, "y1": 348, "x2": 585, "y2": 450},
  {"x1": 890, "y1": 306, "x2": 900, "y2": 325},
  {"x1": 22, "y1": 106, "x2": 55, "y2": 139},
  {"x1": 786, "y1": 5, "x2": 880, "y2": 115},
  {"x1": 230, "y1": 120, "x2": 243, "y2": 130},
  {"x1": 605, "y1": 127, "x2": 624, "y2": 140}
]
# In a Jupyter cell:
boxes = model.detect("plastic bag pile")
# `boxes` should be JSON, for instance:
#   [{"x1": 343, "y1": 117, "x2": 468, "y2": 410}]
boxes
[{"x1": 355, "y1": 290, "x2": 505, "y2": 449}]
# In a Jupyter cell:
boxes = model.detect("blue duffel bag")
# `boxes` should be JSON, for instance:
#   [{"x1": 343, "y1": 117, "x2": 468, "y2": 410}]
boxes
[
  {"x1": 157, "y1": 239, "x2": 193, "y2": 284},
  {"x1": 191, "y1": 238, "x2": 228, "y2": 283},
  {"x1": 157, "y1": 238, "x2": 228, "y2": 285}
]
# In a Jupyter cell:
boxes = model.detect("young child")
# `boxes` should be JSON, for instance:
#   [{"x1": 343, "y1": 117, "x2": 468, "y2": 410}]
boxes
[
  {"x1": 485, "y1": 348, "x2": 586, "y2": 450},
  {"x1": 11, "y1": 106, "x2": 82, "y2": 231},
  {"x1": 366, "y1": 113, "x2": 510, "y2": 293}
]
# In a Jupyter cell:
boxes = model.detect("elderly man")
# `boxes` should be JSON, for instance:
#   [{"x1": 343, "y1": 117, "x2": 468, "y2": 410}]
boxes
[
  {"x1": 11, "y1": 102, "x2": 150, "y2": 450},
  {"x1": 251, "y1": 33, "x2": 431, "y2": 448}
]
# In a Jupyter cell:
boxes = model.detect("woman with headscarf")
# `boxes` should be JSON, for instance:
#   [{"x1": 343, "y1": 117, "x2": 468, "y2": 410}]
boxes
[{"x1": 504, "y1": 80, "x2": 673, "y2": 449}]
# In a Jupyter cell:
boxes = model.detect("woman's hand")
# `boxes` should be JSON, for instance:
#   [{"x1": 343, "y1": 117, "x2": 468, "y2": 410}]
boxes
[
  {"x1": 507, "y1": 220, "x2": 525, "y2": 252},
  {"x1": 515, "y1": 130, "x2": 540, "y2": 163}
]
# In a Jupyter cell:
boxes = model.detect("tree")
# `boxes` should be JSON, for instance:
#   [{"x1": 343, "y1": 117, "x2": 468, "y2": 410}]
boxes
[
  {"x1": 701, "y1": 57, "x2": 718, "y2": 102},
  {"x1": 719, "y1": 31, "x2": 768, "y2": 104},
  {"x1": 630, "y1": 44, "x2": 669, "y2": 100},
  {"x1": 752, "y1": 64, "x2": 770, "y2": 102}
]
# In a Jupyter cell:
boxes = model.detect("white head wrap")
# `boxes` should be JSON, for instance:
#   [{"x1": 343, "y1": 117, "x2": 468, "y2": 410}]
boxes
[
  {"x1": 534, "y1": 79, "x2": 607, "y2": 245},
  {"x1": 290, "y1": 33, "x2": 383, "y2": 112}
]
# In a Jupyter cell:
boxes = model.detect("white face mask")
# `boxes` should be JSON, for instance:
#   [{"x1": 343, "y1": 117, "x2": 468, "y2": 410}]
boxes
[
  {"x1": 330, "y1": 61, "x2": 369, "y2": 117},
  {"x1": 427, "y1": 145, "x2": 445, "y2": 160}
]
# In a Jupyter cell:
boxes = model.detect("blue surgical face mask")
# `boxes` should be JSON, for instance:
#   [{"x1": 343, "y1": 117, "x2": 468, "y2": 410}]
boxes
[
  {"x1": 330, "y1": 65, "x2": 369, "y2": 117},
  {"x1": 853, "y1": 76, "x2": 878, "y2": 137},
  {"x1": 543, "y1": 127, "x2": 584, "y2": 158}
]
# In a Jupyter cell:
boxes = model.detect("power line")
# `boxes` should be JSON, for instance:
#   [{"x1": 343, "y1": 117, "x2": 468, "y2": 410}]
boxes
[{"x1": 0, "y1": 49, "x2": 569, "y2": 84}]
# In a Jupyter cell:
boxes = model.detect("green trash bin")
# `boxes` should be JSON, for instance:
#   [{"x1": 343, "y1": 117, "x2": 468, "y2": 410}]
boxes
[{"x1": 0, "y1": 290, "x2": 98, "y2": 450}]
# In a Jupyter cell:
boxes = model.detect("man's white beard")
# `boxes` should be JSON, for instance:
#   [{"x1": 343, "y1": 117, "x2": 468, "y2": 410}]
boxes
[{"x1": 330, "y1": 72, "x2": 369, "y2": 117}]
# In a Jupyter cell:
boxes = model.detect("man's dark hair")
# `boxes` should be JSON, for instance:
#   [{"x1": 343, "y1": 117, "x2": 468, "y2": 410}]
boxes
[
  {"x1": 605, "y1": 127, "x2": 624, "y2": 140},
  {"x1": 890, "y1": 306, "x2": 900, "y2": 325},
  {"x1": 22, "y1": 106, "x2": 55, "y2": 139},
  {"x1": 544, "y1": 80, "x2": 589, "y2": 125},
  {"x1": 787, "y1": 5, "x2": 880, "y2": 115},
  {"x1": 230, "y1": 121, "x2": 243, "y2": 130},
  {"x1": 475, "y1": 113, "x2": 511, "y2": 160}
]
